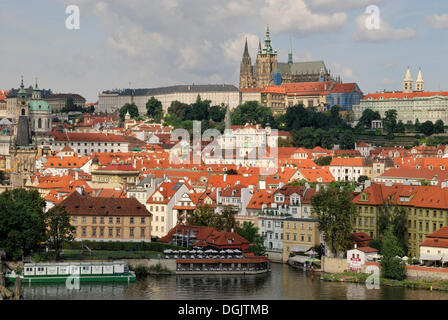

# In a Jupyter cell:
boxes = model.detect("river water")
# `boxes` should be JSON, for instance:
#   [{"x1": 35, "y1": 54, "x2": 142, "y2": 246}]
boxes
[{"x1": 22, "y1": 263, "x2": 448, "y2": 300}]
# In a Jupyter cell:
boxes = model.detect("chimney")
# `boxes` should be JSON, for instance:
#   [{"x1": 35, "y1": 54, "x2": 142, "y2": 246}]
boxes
[
  {"x1": 75, "y1": 171, "x2": 79, "y2": 180},
  {"x1": 223, "y1": 174, "x2": 227, "y2": 182},
  {"x1": 354, "y1": 243, "x2": 357, "y2": 249}
]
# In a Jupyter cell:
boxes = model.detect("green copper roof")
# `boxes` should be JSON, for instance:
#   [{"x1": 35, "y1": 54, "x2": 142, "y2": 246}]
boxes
[{"x1": 29, "y1": 99, "x2": 50, "y2": 111}]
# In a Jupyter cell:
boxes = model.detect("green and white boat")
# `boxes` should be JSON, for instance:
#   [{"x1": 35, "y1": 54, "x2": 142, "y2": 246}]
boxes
[{"x1": 6, "y1": 261, "x2": 136, "y2": 284}]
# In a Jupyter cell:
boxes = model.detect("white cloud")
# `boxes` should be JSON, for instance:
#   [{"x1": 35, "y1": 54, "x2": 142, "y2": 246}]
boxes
[
  {"x1": 260, "y1": 0, "x2": 347, "y2": 35},
  {"x1": 426, "y1": 13, "x2": 448, "y2": 30},
  {"x1": 353, "y1": 13, "x2": 416, "y2": 42},
  {"x1": 221, "y1": 34, "x2": 260, "y2": 63},
  {"x1": 306, "y1": 0, "x2": 382, "y2": 13},
  {"x1": 329, "y1": 63, "x2": 355, "y2": 81}
]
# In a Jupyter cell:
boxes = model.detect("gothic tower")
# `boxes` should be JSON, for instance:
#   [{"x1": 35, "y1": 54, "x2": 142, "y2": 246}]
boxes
[
  {"x1": 255, "y1": 25, "x2": 278, "y2": 88},
  {"x1": 415, "y1": 68, "x2": 424, "y2": 92},
  {"x1": 403, "y1": 67, "x2": 413, "y2": 93},
  {"x1": 9, "y1": 115, "x2": 37, "y2": 188},
  {"x1": 239, "y1": 38, "x2": 255, "y2": 89}
]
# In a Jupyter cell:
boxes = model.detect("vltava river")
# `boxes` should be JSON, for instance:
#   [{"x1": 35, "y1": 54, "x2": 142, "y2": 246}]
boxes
[{"x1": 22, "y1": 263, "x2": 448, "y2": 300}]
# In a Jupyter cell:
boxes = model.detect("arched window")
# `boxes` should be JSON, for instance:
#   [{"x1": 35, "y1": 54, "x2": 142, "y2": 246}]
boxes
[
  {"x1": 21, "y1": 109, "x2": 25, "y2": 115},
  {"x1": 38, "y1": 118, "x2": 42, "y2": 129}
]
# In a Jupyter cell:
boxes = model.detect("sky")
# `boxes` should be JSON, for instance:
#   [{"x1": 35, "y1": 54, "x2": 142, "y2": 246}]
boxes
[{"x1": 1, "y1": 0, "x2": 448, "y2": 102}]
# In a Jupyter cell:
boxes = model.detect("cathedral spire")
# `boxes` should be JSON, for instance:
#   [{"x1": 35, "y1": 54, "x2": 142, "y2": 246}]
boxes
[
  {"x1": 288, "y1": 38, "x2": 293, "y2": 64},
  {"x1": 243, "y1": 38, "x2": 249, "y2": 57},
  {"x1": 257, "y1": 40, "x2": 262, "y2": 54}
]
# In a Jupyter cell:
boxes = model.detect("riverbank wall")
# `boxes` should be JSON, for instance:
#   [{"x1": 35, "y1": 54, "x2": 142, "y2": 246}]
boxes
[
  {"x1": 125, "y1": 259, "x2": 177, "y2": 271},
  {"x1": 322, "y1": 257, "x2": 448, "y2": 281}
]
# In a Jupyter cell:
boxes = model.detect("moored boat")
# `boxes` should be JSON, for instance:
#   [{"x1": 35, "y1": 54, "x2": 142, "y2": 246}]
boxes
[{"x1": 6, "y1": 261, "x2": 136, "y2": 284}]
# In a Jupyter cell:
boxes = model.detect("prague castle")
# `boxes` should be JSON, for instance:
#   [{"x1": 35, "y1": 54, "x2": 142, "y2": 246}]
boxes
[
  {"x1": 353, "y1": 67, "x2": 448, "y2": 125},
  {"x1": 239, "y1": 25, "x2": 338, "y2": 89}
]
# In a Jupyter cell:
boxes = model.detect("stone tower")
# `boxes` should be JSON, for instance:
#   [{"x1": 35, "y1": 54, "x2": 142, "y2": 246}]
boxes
[
  {"x1": 255, "y1": 25, "x2": 278, "y2": 88},
  {"x1": 415, "y1": 68, "x2": 424, "y2": 92},
  {"x1": 9, "y1": 115, "x2": 37, "y2": 188},
  {"x1": 403, "y1": 67, "x2": 413, "y2": 93},
  {"x1": 239, "y1": 38, "x2": 255, "y2": 89},
  {"x1": 16, "y1": 76, "x2": 29, "y2": 118}
]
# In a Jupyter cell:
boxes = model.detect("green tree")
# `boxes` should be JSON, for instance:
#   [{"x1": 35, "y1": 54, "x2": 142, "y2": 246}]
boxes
[
  {"x1": 237, "y1": 222, "x2": 266, "y2": 256},
  {"x1": 357, "y1": 175, "x2": 369, "y2": 183},
  {"x1": 380, "y1": 225, "x2": 406, "y2": 280},
  {"x1": 339, "y1": 131, "x2": 356, "y2": 149},
  {"x1": 146, "y1": 97, "x2": 163, "y2": 122},
  {"x1": 420, "y1": 121, "x2": 434, "y2": 136},
  {"x1": 0, "y1": 189, "x2": 47, "y2": 260},
  {"x1": 215, "y1": 206, "x2": 237, "y2": 232},
  {"x1": 378, "y1": 203, "x2": 408, "y2": 255},
  {"x1": 314, "y1": 156, "x2": 332, "y2": 166},
  {"x1": 167, "y1": 101, "x2": 190, "y2": 120},
  {"x1": 189, "y1": 95, "x2": 210, "y2": 121},
  {"x1": 208, "y1": 104, "x2": 226, "y2": 122},
  {"x1": 119, "y1": 103, "x2": 139, "y2": 121},
  {"x1": 358, "y1": 108, "x2": 381, "y2": 129},
  {"x1": 231, "y1": 101, "x2": 274, "y2": 127},
  {"x1": 396, "y1": 120, "x2": 405, "y2": 133},
  {"x1": 434, "y1": 120, "x2": 445, "y2": 134},
  {"x1": 311, "y1": 187, "x2": 357, "y2": 257},
  {"x1": 186, "y1": 205, "x2": 215, "y2": 227},
  {"x1": 383, "y1": 109, "x2": 398, "y2": 138},
  {"x1": 44, "y1": 206, "x2": 75, "y2": 260}
]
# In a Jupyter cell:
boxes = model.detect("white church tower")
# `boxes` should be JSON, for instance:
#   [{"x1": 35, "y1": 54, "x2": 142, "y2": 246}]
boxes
[
  {"x1": 415, "y1": 68, "x2": 424, "y2": 92},
  {"x1": 403, "y1": 67, "x2": 413, "y2": 93}
]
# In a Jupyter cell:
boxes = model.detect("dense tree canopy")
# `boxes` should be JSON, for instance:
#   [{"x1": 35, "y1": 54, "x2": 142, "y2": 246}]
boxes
[
  {"x1": 146, "y1": 97, "x2": 163, "y2": 122},
  {"x1": 311, "y1": 187, "x2": 357, "y2": 257},
  {"x1": 44, "y1": 206, "x2": 75, "y2": 260},
  {"x1": 0, "y1": 189, "x2": 47, "y2": 260},
  {"x1": 119, "y1": 103, "x2": 139, "y2": 121},
  {"x1": 231, "y1": 101, "x2": 274, "y2": 127},
  {"x1": 237, "y1": 222, "x2": 266, "y2": 256}
]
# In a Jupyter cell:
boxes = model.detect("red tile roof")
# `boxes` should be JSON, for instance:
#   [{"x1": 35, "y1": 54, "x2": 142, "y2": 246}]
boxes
[{"x1": 59, "y1": 192, "x2": 151, "y2": 217}]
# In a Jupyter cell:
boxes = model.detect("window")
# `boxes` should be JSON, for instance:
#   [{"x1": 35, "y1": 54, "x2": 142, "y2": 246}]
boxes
[
  {"x1": 100, "y1": 227, "x2": 104, "y2": 236},
  {"x1": 116, "y1": 228, "x2": 121, "y2": 237},
  {"x1": 141, "y1": 228, "x2": 145, "y2": 237},
  {"x1": 72, "y1": 217, "x2": 77, "y2": 224},
  {"x1": 286, "y1": 233, "x2": 290, "y2": 240},
  {"x1": 141, "y1": 217, "x2": 145, "y2": 224},
  {"x1": 82, "y1": 227, "x2": 86, "y2": 236},
  {"x1": 109, "y1": 228, "x2": 113, "y2": 237},
  {"x1": 130, "y1": 217, "x2": 134, "y2": 224},
  {"x1": 92, "y1": 227, "x2": 96, "y2": 236},
  {"x1": 116, "y1": 217, "x2": 120, "y2": 224},
  {"x1": 100, "y1": 217, "x2": 104, "y2": 224},
  {"x1": 130, "y1": 228, "x2": 134, "y2": 237},
  {"x1": 92, "y1": 217, "x2": 96, "y2": 224},
  {"x1": 109, "y1": 217, "x2": 113, "y2": 224}
]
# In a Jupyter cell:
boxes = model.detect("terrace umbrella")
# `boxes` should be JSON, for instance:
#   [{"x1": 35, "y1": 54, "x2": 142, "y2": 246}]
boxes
[
  {"x1": 211, "y1": 250, "x2": 219, "y2": 253},
  {"x1": 226, "y1": 249, "x2": 234, "y2": 253},
  {"x1": 172, "y1": 250, "x2": 179, "y2": 254},
  {"x1": 163, "y1": 249, "x2": 173, "y2": 254},
  {"x1": 233, "y1": 249, "x2": 241, "y2": 253},
  {"x1": 220, "y1": 250, "x2": 227, "y2": 254},
  {"x1": 189, "y1": 250, "x2": 197, "y2": 254},
  {"x1": 205, "y1": 249, "x2": 214, "y2": 253},
  {"x1": 196, "y1": 249, "x2": 203, "y2": 253}
]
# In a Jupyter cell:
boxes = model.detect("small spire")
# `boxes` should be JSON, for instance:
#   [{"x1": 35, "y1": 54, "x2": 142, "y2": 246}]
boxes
[
  {"x1": 288, "y1": 38, "x2": 293, "y2": 64},
  {"x1": 258, "y1": 40, "x2": 262, "y2": 54},
  {"x1": 243, "y1": 37, "x2": 249, "y2": 57}
]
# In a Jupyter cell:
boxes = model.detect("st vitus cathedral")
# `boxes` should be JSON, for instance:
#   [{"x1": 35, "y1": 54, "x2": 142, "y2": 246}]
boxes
[{"x1": 239, "y1": 25, "x2": 339, "y2": 89}]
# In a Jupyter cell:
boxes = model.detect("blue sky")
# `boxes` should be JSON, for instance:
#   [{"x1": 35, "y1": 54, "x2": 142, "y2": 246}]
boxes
[{"x1": 1, "y1": 0, "x2": 448, "y2": 102}]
